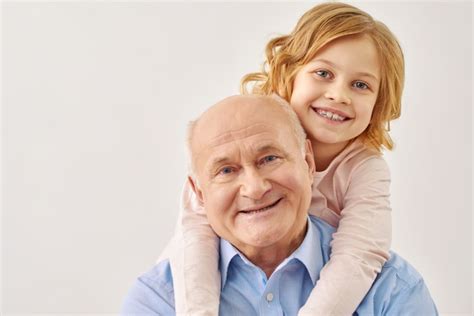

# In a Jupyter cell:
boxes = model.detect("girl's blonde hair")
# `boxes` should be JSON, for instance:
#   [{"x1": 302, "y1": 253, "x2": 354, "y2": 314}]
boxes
[{"x1": 241, "y1": 2, "x2": 405, "y2": 151}]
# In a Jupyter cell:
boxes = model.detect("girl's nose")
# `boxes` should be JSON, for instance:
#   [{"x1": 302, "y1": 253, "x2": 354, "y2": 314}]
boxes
[{"x1": 324, "y1": 82, "x2": 351, "y2": 105}]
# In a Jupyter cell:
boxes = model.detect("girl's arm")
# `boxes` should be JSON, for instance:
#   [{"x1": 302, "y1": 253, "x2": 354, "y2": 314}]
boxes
[
  {"x1": 299, "y1": 157, "x2": 391, "y2": 315},
  {"x1": 159, "y1": 178, "x2": 220, "y2": 316}
]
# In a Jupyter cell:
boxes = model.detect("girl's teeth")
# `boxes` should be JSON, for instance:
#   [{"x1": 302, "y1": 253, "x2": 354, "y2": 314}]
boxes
[{"x1": 317, "y1": 109, "x2": 346, "y2": 121}]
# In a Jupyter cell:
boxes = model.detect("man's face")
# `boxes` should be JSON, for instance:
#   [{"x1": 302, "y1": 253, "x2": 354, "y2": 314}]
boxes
[{"x1": 190, "y1": 96, "x2": 315, "y2": 255}]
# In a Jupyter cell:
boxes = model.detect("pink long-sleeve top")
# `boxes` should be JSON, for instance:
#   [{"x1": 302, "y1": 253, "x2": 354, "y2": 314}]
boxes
[{"x1": 161, "y1": 139, "x2": 392, "y2": 316}]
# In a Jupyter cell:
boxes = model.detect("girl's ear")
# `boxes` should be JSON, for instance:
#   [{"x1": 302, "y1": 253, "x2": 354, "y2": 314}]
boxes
[
  {"x1": 188, "y1": 176, "x2": 204, "y2": 203},
  {"x1": 304, "y1": 139, "x2": 316, "y2": 180}
]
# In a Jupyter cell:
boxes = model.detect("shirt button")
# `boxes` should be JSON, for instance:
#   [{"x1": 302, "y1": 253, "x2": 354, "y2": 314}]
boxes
[{"x1": 266, "y1": 292, "x2": 274, "y2": 302}]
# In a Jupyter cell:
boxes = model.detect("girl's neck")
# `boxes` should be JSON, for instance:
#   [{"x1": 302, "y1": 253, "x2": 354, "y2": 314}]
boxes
[{"x1": 311, "y1": 139, "x2": 351, "y2": 172}]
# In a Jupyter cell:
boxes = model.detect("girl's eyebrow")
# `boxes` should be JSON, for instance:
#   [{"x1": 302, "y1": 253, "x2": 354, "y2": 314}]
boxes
[{"x1": 313, "y1": 58, "x2": 379, "y2": 81}]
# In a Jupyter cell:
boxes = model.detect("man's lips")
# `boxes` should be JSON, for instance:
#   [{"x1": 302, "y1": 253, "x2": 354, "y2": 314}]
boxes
[{"x1": 239, "y1": 198, "x2": 283, "y2": 214}]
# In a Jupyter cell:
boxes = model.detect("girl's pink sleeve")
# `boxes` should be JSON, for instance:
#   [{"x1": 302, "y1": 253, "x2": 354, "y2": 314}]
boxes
[
  {"x1": 158, "y1": 178, "x2": 220, "y2": 316},
  {"x1": 299, "y1": 157, "x2": 392, "y2": 316}
]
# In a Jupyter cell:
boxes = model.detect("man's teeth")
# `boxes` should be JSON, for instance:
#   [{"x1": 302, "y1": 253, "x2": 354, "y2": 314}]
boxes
[
  {"x1": 243, "y1": 199, "x2": 281, "y2": 214},
  {"x1": 246, "y1": 205, "x2": 273, "y2": 214},
  {"x1": 316, "y1": 109, "x2": 347, "y2": 121}
]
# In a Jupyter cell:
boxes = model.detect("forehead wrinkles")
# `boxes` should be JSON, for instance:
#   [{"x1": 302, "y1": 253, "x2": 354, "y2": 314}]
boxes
[{"x1": 207, "y1": 123, "x2": 271, "y2": 148}]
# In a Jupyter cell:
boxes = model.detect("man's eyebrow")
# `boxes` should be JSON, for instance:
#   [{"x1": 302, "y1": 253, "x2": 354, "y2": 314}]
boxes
[
  {"x1": 255, "y1": 144, "x2": 290, "y2": 158},
  {"x1": 209, "y1": 156, "x2": 231, "y2": 168},
  {"x1": 314, "y1": 58, "x2": 379, "y2": 81}
]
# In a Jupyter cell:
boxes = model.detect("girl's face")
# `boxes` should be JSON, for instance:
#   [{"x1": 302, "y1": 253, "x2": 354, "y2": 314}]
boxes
[{"x1": 290, "y1": 35, "x2": 381, "y2": 149}]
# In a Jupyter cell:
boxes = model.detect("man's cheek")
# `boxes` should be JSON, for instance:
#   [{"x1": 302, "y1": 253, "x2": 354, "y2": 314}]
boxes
[
  {"x1": 276, "y1": 171, "x2": 302, "y2": 190},
  {"x1": 213, "y1": 186, "x2": 235, "y2": 206},
  {"x1": 205, "y1": 191, "x2": 233, "y2": 224}
]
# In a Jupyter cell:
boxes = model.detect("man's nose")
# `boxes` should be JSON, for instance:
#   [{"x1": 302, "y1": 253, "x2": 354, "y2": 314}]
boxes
[
  {"x1": 239, "y1": 169, "x2": 271, "y2": 200},
  {"x1": 324, "y1": 81, "x2": 351, "y2": 105}
]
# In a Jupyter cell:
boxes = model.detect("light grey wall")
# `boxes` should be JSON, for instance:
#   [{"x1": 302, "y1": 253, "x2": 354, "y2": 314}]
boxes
[{"x1": 2, "y1": 1, "x2": 472, "y2": 315}]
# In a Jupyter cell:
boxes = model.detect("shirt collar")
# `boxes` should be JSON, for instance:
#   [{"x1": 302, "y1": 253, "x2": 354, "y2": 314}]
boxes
[
  {"x1": 219, "y1": 237, "x2": 239, "y2": 288},
  {"x1": 288, "y1": 216, "x2": 323, "y2": 285},
  {"x1": 219, "y1": 216, "x2": 324, "y2": 288}
]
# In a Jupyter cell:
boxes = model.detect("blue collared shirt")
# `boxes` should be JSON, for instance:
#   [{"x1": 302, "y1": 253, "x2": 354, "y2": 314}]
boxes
[{"x1": 121, "y1": 216, "x2": 438, "y2": 315}]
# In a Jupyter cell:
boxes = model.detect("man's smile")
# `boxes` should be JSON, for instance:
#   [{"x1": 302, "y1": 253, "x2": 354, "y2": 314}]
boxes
[{"x1": 239, "y1": 198, "x2": 283, "y2": 214}]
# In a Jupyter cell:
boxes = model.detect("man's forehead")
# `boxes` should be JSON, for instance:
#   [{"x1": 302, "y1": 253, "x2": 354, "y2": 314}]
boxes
[
  {"x1": 195, "y1": 122, "x2": 285, "y2": 165},
  {"x1": 193, "y1": 98, "x2": 287, "y2": 148},
  {"x1": 206, "y1": 123, "x2": 275, "y2": 148}
]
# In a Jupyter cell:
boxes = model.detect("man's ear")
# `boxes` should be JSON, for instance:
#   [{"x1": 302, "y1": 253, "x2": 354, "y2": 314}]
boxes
[
  {"x1": 188, "y1": 176, "x2": 204, "y2": 203},
  {"x1": 304, "y1": 139, "x2": 316, "y2": 180}
]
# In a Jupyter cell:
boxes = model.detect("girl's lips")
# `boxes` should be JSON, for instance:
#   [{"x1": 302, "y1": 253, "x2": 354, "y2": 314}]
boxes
[
  {"x1": 311, "y1": 107, "x2": 352, "y2": 124},
  {"x1": 312, "y1": 106, "x2": 352, "y2": 119}
]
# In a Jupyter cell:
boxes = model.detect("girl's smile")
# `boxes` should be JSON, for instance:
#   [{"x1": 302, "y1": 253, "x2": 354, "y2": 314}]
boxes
[{"x1": 312, "y1": 107, "x2": 352, "y2": 123}]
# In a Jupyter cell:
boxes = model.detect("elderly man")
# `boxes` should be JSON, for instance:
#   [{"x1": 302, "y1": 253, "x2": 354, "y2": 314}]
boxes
[{"x1": 121, "y1": 95, "x2": 437, "y2": 315}]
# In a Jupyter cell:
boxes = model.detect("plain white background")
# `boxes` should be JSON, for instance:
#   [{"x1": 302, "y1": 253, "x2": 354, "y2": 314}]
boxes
[{"x1": 2, "y1": 1, "x2": 472, "y2": 315}]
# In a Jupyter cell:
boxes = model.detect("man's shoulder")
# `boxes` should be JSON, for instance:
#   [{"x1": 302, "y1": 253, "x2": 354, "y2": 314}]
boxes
[
  {"x1": 381, "y1": 251, "x2": 425, "y2": 288},
  {"x1": 140, "y1": 259, "x2": 175, "y2": 291},
  {"x1": 120, "y1": 260, "x2": 175, "y2": 315},
  {"x1": 360, "y1": 251, "x2": 438, "y2": 314},
  {"x1": 309, "y1": 215, "x2": 335, "y2": 245}
]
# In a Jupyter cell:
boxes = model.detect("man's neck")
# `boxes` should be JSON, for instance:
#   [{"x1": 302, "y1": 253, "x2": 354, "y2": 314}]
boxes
[{"x1": 238, "y1": 221, "x2": 308, "y2": 278}]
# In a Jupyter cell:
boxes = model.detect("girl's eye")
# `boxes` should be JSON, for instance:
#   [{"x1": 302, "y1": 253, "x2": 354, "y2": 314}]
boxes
[
  {"x1": 315, "y1": 70, "x2": 332, "y2": 79},
  {"x1": 353, "y1": 81, "x2": 369, "y2": 90}
]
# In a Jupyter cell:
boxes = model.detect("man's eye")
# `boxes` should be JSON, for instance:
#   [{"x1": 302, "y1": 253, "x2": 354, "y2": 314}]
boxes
[
  {"x1": 218, "y1": 166, "x2": 234, "y2": 175},
  {"x1": 353, "y1": 81, "x2": 369, "y2": 90},
  {"x1": 260, "y1": 155, "x2": 279, "y2": 165},
  {"x1": 315, "y1": 70, "x2": 332, "y2": 78}
]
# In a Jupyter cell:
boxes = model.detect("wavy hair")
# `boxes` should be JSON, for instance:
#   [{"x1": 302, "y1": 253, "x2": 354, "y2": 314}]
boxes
[{"x1": 241, "y1": 2, "x2": 404, "y2": 151}]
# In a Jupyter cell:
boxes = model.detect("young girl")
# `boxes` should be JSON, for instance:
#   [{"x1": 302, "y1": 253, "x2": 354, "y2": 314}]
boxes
[{"x1": 161, "y1": 2, "x2": 404, "y2": 315}]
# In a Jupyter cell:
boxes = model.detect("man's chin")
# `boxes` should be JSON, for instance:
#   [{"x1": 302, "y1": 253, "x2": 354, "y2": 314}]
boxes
[{"x1": 233, "y1": 220, "x2": 288, "y2": 248}]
